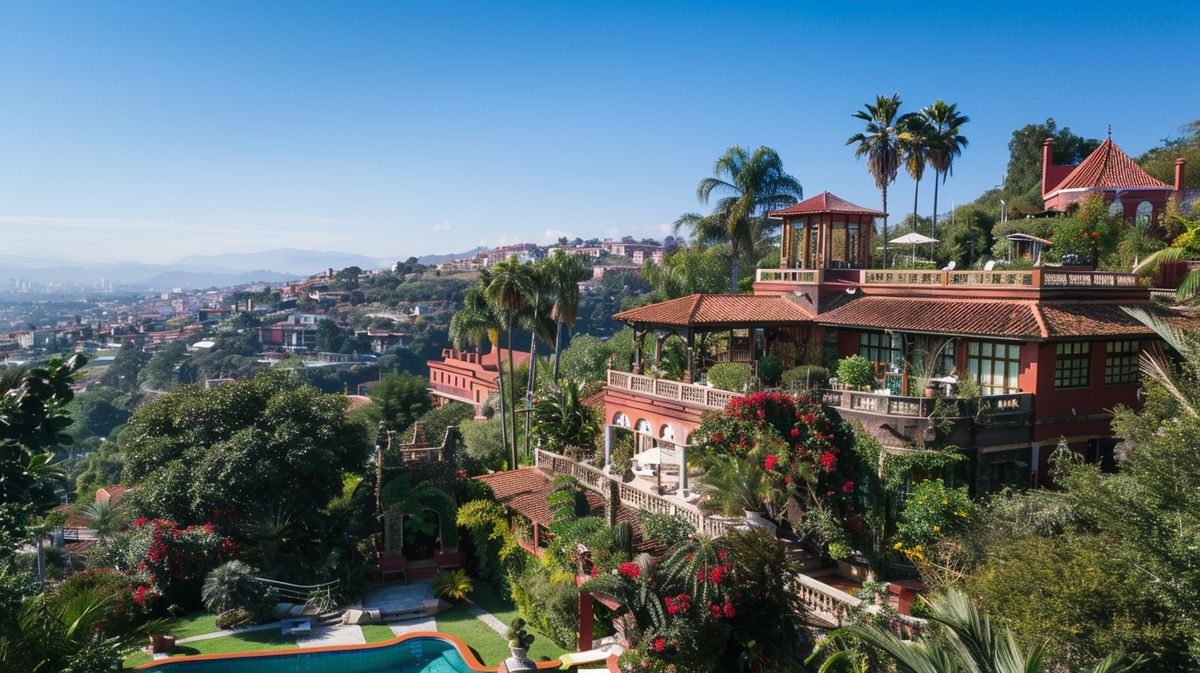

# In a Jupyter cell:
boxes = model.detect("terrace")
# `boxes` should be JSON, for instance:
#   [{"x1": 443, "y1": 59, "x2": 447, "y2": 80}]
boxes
[{"x1": 756, "y1": 267, "x2": 1143, "y2": 290}]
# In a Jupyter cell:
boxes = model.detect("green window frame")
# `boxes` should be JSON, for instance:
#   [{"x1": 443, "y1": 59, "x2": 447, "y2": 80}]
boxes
[
  {"x1": 1055, "y1": 342, "x2": 1092, "y2": 389},
  {"x1": 858, "y1": 332, "x2": 894, "y2": 370},
  {"x1": 966, "y1": 341, "x2": 1021, "y2": 394},
  {"x1": 1105, "y1": 340, "x2": 1140, "y2": 385}
]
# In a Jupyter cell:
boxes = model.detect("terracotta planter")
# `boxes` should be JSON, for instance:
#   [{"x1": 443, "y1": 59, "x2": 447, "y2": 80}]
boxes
[
  {"x1": 149, "y1": 634, "x2": 176, "y2": 654},
  {"x1": 924, "y1": 385, "x2": 937, "y2": 398}
]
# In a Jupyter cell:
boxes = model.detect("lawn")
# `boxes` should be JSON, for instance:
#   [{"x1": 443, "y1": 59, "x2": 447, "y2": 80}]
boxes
[
  {"x1": 360, "y1": 624, "x2": 396, "y2": 643},
  {"x1": 124, "y1": 628, "x2": 297, "y2": 668},
  {"x1": 461, "y1": 583, "x2": 568, "y2": 663},
  {"x1": 158, "y1": 612, "x2": 220, "y2": 639}
]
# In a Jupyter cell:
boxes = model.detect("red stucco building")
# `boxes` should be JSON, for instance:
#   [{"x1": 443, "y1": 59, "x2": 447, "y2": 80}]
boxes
[
  {"x1": 600, "y1": 192, "x2": 1192, "y2": 494},
  {"x1": 427, "y1": 346, "x2": 530, "y2": 416}
]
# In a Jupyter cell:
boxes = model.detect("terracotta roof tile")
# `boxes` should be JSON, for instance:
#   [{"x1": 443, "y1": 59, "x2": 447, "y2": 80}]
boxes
[
  {"x1": 1040, "y1": 303, "x2": 1168, "y2": 337},
  {"x1": 817, "y1": 297, "x2": 1043, "y2": 338},
  {"x1": 614, "y1": 294, "x2": 812, "y2": 327},
  {"x1": 768, "y1": 191, "x2": 886, "y2": 217},
  {"x1": 1049, "y1": 139, "x2": 1173, "y2": 193}
]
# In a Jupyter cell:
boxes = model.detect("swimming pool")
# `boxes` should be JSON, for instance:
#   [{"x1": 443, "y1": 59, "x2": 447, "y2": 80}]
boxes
[{"x1": 134, "y1": 632, "x2": 502, "y2": 673}]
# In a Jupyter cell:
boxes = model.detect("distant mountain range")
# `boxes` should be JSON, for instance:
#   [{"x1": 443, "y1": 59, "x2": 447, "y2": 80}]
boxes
[{"x1": 0, "y1": 246, "x2": 490, "y2": 291}]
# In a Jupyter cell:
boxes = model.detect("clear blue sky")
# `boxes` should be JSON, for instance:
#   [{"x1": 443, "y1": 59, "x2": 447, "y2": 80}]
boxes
[{"x1": 1, "y1": 1, "x2": 1196, "y2": 264}]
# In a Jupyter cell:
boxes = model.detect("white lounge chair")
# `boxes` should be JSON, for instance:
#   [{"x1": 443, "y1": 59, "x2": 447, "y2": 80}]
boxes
[
  {"x1": 632, "y1": 465, "x2": 657, "y2": 478},
  {"x1": 983, "y1": 260, "x2": 996, "y2": 271},
  {"x1": 941, "y1": 260, "x2": 956, "y2": 271}
]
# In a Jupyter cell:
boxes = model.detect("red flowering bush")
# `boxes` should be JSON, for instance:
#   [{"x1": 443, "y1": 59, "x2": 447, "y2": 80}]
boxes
[
  {"x1": 91, "y1": 517, "x2": 232, "y2": 611},
  {"x1": 697, "y1": 391, "x2": 858, "y2": 502}
]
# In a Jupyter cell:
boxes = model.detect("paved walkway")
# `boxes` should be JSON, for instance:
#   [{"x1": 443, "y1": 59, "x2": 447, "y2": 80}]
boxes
[
  {"x1": 462, "y1": 597, "x2": 507, "y2": 636},
  {"x1": 175, "y1": 621, "x2": 282, "y2": 644},
  {"x1": 296, "y1": 623, "x2": 365, "y2": 649}
]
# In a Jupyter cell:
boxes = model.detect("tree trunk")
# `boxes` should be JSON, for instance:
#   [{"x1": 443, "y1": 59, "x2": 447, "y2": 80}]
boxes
[
  {"x1": 881, "y1": 185, "x2": 890, "y2": 268},
  {"x1": 526, "y1": 322, "x2": 537, "y2": 458},
  {"x1": 507, "y1": 327, "x2": 518, "y2": 467},
  {"x1": 496, "y1": 342, "x2": 510, "y2": 468},
  {"x1": 932, "y1": 171, "x2": 941, "y2": 262},
  {"x1": 730, "y1": 243, "x2": 741, "y2": 294},
  {"x1": 912, "y1": 177, "x2": 920, "y2": 240},
  {"x1": 552, "y1": 320, "x2": 564, "y2": 381}
]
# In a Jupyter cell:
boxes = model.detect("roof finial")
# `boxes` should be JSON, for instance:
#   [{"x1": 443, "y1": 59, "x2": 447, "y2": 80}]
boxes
[{"x1": 1107, "y1": 124, "x2": 1112, "y2": 140}]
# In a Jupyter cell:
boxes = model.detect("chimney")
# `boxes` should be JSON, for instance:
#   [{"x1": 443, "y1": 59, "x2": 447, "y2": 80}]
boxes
[
  {"x1": 1176, "y1": 158, "x2": 1187, "y2": 192},
  {"x1": 1041, "y1": 137, "x2": 1055, "y2": 195}
]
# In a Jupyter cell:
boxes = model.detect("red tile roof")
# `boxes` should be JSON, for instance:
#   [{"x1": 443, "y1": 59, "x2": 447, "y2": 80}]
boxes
[
  {"x1": 817, "y1": 297, "x2": 1043, "y2": 338},
  {"x1": 768, "y1": 191, "x2": 886, "y2": 218},
  {"x1": 1048, "y1": 139, "x2": 1173, "y2": 193},
  {"x1": 1039, "y1": 303, "x2": 1167, "y2": 337},
  {"x1": 613, "y1": 294, "x2": 812, "y2": 327}
]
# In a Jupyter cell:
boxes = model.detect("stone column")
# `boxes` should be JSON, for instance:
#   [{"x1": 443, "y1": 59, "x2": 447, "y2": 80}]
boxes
[
  {"x1": 603, "y1": 424, "x2": 613, "y2": 473},
  {"x1": 678, "y1": 443, "x2": 688, "y2": 495}
]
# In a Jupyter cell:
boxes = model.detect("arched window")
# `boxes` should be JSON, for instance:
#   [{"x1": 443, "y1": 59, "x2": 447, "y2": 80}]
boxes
[
  {"x1": 1108, "y1": 198, "x2": 1124, "y2": 217},
  {"x1": 635, "y1": 419, "x2": 651, "y2": 435},
  {"x1": 1135, "y1": 201, "x2": 1153, "y2": 228},
  {"x1": 659, "y1": 425, "x2": 675, "y2": 442},
  {"x1": 612, "y1": 412, "x2": 631, "y2": 429}
]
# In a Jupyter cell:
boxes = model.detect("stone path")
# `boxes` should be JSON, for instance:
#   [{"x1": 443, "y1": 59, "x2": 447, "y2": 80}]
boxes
[
  {"x1": 175, "y1": 621, "x2": 282, "y2": 644},
  {"x1": 388, "y1": 614, "x2": 436, "y2": 635},
  {"x1": 296, "y1": 623, "x2": 365, "y2": 649},
  {"x1": 462, "y1": 598, "x2": 507, "y2": 636}
]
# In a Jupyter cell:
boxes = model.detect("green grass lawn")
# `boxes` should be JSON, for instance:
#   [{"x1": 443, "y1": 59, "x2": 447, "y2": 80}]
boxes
[
  {"x1": 160, "y1": 612, "x2": 220, "y2": 639},
  {"x1": 461, "y1": 584, "x2": 569, "y2": 663},
  {"x1": 360, "y1": 624, "x2": 396, "y2": 643},
  {"x1": 124, "y1": 628, "x2": 297, "y2": 668}
]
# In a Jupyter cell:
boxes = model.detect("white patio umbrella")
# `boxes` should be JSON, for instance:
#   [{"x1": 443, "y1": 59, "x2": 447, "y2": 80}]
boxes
[
  {"x1": 890, "y1": 232, "x2": 940, "y2": 266},
  {"x1": 633, "y1": 447, "x2": 675, "y2": 466}
]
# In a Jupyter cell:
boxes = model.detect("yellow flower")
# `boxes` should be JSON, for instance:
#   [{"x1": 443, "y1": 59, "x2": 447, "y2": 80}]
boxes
[
  {"x1": 956, "y1": 510, "x2": 967, "y2": 517},
  {"x1": 914, "y1": 545, "x2": 922, "y2": 552},
  {"x1": 941, "y1": 498, "x2": 948, "y2": 505},
  {"x1": 932, "y1": 525, "x2": 941, "y2": 533},
  {"x1": 893, "y1": 542, "x2": 903, "y2": 550}
]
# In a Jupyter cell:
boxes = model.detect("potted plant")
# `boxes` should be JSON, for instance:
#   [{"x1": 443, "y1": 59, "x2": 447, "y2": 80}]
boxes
[{"x1": 506, "y1": 618, "x2": 536, "y2": 669}]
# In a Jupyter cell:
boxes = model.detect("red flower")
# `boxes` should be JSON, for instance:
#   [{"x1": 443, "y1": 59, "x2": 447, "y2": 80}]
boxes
[
  {"x1": 654, "y1": 638, "x2": 666, "y2": 653},
  {"x1": 709, "y1": 604, "x2": 722, "y2": 618},
  {"x1": 842, "y1": 480, "x2": 856, "y2": 493},
  {"x1": 819, "y1": 451, "x2": 837, "y2": 471},
  {"x1": 134, "y1": 517, "x2": 148, "y2": 527},
  {"x1": 718, "y1": 551, "x2": 727, "y2": 562},
  {"x1": 619, "y1": 562, "x2": 641, "y2": 580},
  {"x1": 764, "y1": 454, "x2": 779, "y2": 471},
  {"x1": 723, "y1": 603, "x2": 736, "y2": 618},
  {"x1": 784, "y1": 475, "x2": 793, "y2": 484},
  {"x1": 590, "y1": 566, "x2": 599, "y2": 577}
]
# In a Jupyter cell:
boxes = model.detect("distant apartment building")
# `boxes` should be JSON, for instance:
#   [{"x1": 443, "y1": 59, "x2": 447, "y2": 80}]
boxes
[
  {"x1": 427, "y1": 346, "x2": 531, "y2": 415},
  {"x1": 354, "y1": 329, "x2": 407, "y2": 354}
]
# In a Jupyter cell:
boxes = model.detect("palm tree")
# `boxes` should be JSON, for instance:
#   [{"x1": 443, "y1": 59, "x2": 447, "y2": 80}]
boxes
[
  {"x1": 484, "y1": 256, "x2": 533, "y2": 467},
  {"x1": 844, "y1": 589, "x2": 1135, "y2": 673},
  {"x1": 1122, "y1": 306, "x2": 1198, "y2": 417},
  {"x1": 521, "y1": 261, "x2": 557, "y2": 456},
  {"x1": 695, "y1": 146, "x2": 803, "y2": 292},
  {"x1": 451, "y1": 279, "x2": 510, "y2": 463},
  {"x1": 921, "y1": 100, "x2": 970, "y2": 241},
  {"x1": 545, "y1": 250, "x2": 592, "y2": 381},
  {"x1": 900, "y1": 114, "x2": 934, "y2": 252},
  {"x1": 847, "y1": 94, "x2": 911, "y2": 268}
]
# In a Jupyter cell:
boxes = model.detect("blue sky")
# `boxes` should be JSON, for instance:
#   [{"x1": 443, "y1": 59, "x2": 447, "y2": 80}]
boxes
[{"x1": 0, "y1": 1, "x2": 1196, "y2": 264}]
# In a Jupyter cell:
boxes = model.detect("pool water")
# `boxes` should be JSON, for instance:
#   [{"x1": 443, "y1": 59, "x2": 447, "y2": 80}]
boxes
[{"x1": 140, "y1": 636, "x2": 476, "y2": 673}]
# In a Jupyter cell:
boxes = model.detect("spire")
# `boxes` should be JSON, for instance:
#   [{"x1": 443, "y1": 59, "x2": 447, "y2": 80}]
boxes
[{"x1": 1107, "y1": 124, "x2": 1112, "y2": 140}]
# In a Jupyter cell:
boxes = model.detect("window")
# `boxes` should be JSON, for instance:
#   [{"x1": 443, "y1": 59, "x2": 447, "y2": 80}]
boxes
[
  {"x1": 1054, "y1": 342, "x2": 1091, "y2": 388},
  {"x1": 1105, "y1": 340, "x2": 1140, "y2": 384},
  {"x1": 966, "y1": 341, "x2": 1021, "y2": 394},
  {"x1": 858, "y1": 332, "x2": 894, "y2": 370}
]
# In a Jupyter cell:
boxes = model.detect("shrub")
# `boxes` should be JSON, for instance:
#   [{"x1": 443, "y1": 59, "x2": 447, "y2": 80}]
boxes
[
  {"x1": 215, "y1": 607, "x2": 254, "y2": 630},
  {"x1": 707, "y1": 363, "x2": 755, "y2": 393},
  {"x1": 639, "y1": 512, "x2": 694, "y2": 547},
  {"x1": 432, "y1": 568, "x2": 473, "y2": 603},
  {"x1": 781, "y1": 365, "x2": 830, "y2": 392},
  {"x1": 507, "y1": 617, "x2": 535, "y2": 649},
  {"x1": 836, "y1": 355, "x2": 875, "y2": 389},
  {"x1": 756, "y1": 355, "x2": 783, "y2": 387},
  {"x1": 202, "y1": 560, "x2": 261, "y2": 615}
]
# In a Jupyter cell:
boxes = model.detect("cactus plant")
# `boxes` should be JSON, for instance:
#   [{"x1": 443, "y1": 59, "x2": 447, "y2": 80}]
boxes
[
  {"x1": 613, "y1": 521, "x2": 633, "y2": 554},
  {"x1": 506, "y1": 617, "x2": 535, "y2": 650}
]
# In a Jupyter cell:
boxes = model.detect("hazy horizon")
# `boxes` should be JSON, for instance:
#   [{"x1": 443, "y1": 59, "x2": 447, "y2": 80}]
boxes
[{"x1": 2, "y1": 1, "x2": 1197, "y2": 264}]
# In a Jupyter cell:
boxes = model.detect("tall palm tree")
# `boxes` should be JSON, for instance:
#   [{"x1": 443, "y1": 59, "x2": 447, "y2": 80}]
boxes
[
  {"x1": 484, "y1": 256, "x2": 532, "y2": 467},
  {"x1": 450, "y1": 280, "x2": 510, "y2": 463},
  {"x1": 900, "y1": 114, "x2": 934, "y2": 251},
  {"x1": 545, "y1": 250, "x2": 593, "y2": 381},
  {"x1": 847, "y1": 94, "x2": 911, "y2": 268},
  {"x1": 521, "y1": 261, "x2": 557, "y2": 456},
  {"x1": 922, "y1": 100, "x2": 970, "y2": 241},
  {"x1": 695, "y1": 146, "x2": 803, "y2": 292}
]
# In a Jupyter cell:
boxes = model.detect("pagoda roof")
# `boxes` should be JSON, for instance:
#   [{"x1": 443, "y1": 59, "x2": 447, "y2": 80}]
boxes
[
  {"x1": 768, "y1": 191, "x2": 886, "y2": 218},
  {"x1": 613, "y1": 293, "x2": 813, "y2": 328},
  {"x1": 1048, "y1": 138, "x2": 1173, "y2": 194}
]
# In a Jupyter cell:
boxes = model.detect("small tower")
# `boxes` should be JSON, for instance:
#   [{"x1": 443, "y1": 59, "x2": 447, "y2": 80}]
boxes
[{"x1": 768, "y1": 192, "x2": 886, "y2": 270}]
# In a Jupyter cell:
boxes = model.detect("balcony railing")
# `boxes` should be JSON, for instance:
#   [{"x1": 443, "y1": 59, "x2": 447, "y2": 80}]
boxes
[
  {"x1": 535, "y1": 448, "x2": 736, "y2": 538},
  {"x1": 821, "y1": 388, "x2": 1032, "y2": 419},
  {"x1": 428, "y1": 381, "x2": 477, "y2": 403},
  {"x1": 756, "y1": 268, "x2": 822, "y2": 283},
  {"x1": 759, "y1": 267, "x2": 1139, "y2": 289},
  {"x1": 607, "y1": 370, "x2": 737, "y2": 410}
]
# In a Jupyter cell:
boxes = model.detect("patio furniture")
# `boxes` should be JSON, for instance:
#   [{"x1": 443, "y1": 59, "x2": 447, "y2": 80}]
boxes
[{"x1": 631, "y1": 465, "x2": 656, "y2": 478}]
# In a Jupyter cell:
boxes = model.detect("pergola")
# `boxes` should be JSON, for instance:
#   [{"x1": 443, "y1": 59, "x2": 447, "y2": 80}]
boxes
[
  {"x1": 612, "y1": 293, "x2": 814, "y2": 382},
  {"x1": 768, "y1": 191, "x2": 886, "y2": 270}
]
